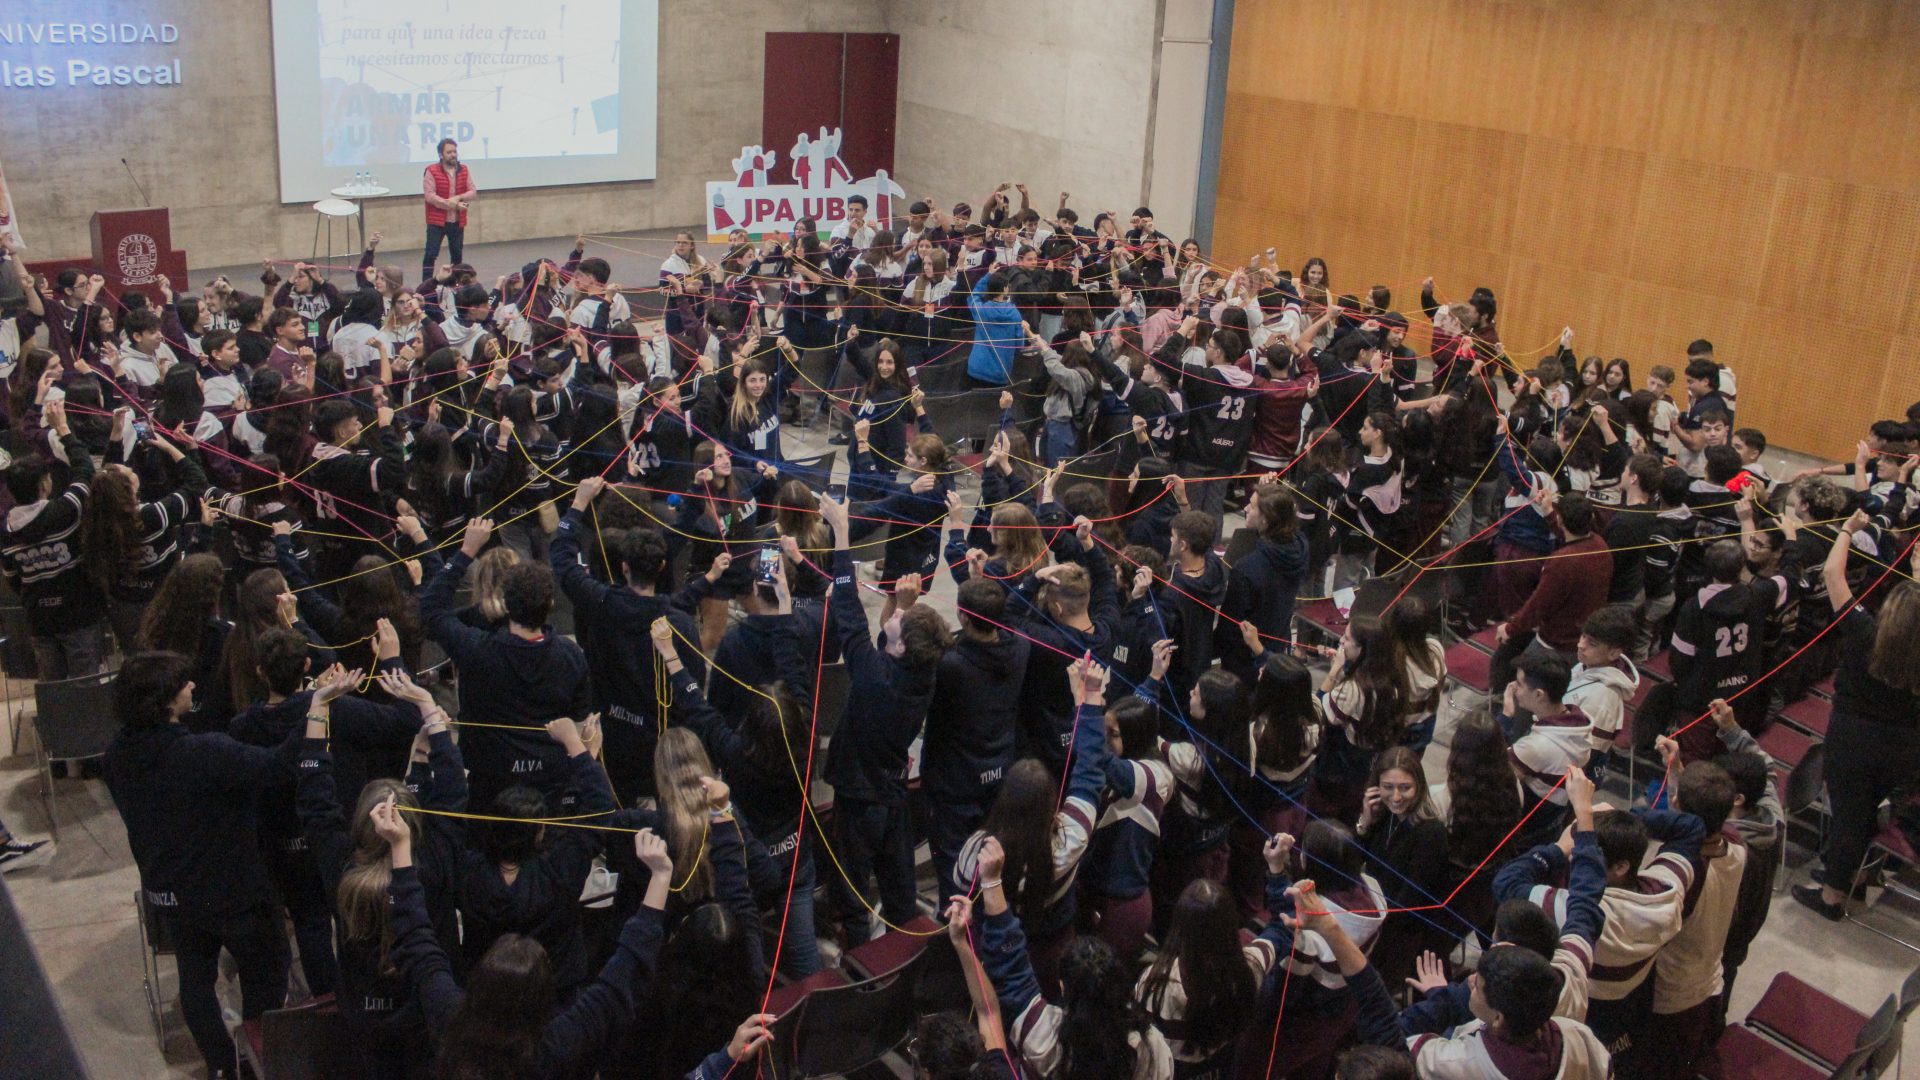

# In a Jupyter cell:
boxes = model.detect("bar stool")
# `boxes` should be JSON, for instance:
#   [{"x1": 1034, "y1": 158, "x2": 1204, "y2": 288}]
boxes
[{"x1": 310, "y1": 198, "x2": 361, "y2": 263}]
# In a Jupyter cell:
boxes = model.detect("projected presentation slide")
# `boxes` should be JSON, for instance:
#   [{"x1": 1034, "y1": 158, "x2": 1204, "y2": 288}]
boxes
[{"x1": 269, "y1": 0, "x2": 658, "y2": 203}]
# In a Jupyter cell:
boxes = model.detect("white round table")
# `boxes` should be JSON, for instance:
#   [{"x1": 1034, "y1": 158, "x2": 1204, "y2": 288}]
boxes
[{"x1": 327, "y1": 183, "x2": 392, "y2": 252}]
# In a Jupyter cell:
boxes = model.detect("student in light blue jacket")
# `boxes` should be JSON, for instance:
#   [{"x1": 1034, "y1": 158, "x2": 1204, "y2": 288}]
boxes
[{"x1": 967, "y1": 269, "x2": 1026, "y2": 385}]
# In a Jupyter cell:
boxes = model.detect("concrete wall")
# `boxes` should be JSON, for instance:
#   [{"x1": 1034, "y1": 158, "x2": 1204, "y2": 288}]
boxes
[
  {"x1": 0, "y1": 0, "x2": 883, "y2": 270},
  {"x1": 880, "y1": 0, "x2": 1161, "y2": 228}
]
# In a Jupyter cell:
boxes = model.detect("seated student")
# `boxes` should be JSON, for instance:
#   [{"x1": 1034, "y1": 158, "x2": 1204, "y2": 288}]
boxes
[
  {"x1": 1645, "y1": 744, "x2": 1746, "y2": 1080},
  {"x1": 1564, "y1": 605, "x2": 1639, "y2": 779},
  {"x1": 374, "y1": 795, "x2": 672, "y2": 1080},
  {"x1": 1137, "y1": 836, "x2": 1297, "y2": 1075},
  {"x1": 1580, "y1": 794, "x2": 1706, "y2": 1072},
  {"x1": 105, "y1": 650, "x2": 298, "y2": 1079},
  {"x1": 552, "y1": 476, "x2": 705, "y2": 801},
  {"x1": 419, "y1": 518, "x2": 592, "y2": 813},
  {"x1": 815, "y1": 494, "x2": 949, "y2": 944}
]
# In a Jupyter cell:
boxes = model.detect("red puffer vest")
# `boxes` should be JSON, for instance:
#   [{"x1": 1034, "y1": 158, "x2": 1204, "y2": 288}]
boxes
[{"x1": 424, "y1": 163, "x2": 469, "y2": 227}]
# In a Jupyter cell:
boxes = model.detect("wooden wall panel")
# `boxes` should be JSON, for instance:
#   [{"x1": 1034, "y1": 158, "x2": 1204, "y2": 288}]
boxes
[
  {"x1": 1760, "y1": 179, "x2": 1920, "y2": 328},
  {"x1": 1647, "y1": 25, "x2": 1797, "y2": 172},
  {"x1": 1627, "y1": 157, "x2": 1776, "y2": 301},
  {"x1": 1214, "y1": 0, "x2": 1920, "y2": 459},
  {"x1": 1510, "y1": 139, "x2": 1646, "y2": 272},
  {"x1": 1880, "y1": 341, "x2": 1920, "y2": 423},
  {"x1": 1406, "y1": 121, "x2": 1529, "y2": 254}
]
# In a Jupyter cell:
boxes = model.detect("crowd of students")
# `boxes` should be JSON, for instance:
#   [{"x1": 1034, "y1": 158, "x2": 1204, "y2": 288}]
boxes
[{"x1": 0, "y1": 187, "x2": 1916, "y2": 1080}]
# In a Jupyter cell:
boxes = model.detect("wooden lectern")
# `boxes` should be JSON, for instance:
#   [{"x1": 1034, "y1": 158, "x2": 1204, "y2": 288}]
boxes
[{"x1": 88, "y1": 208, "x2": 188, "y2": 304}]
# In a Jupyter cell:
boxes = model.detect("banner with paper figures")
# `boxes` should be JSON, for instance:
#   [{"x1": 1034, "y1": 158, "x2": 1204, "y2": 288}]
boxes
[{"x1": 705, "y1": 126, "x2": 905, "y2": 241}]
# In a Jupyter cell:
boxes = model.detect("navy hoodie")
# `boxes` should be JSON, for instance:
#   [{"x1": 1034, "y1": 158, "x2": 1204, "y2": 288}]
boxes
[
  {"x1": 1168, "y1": 551, "x2": 1228, "y2": 703},
  {"x1": 923, "y1": 629, "x2": 1030, "y2": 806},
  {"x1": 821, "y1": 549, "x2": 937, "y2": 807},
  {"x1": 1113, "y1": 586, "x2": 1186, "y2": 691},
  {"x1": 551, "y1": 507, "x2": 705, "y2": 800},
  {"x1": 1008, "y1": 527, "x2": 1122, "y2": 769},
  {"x1": 420, "y1": 550, "x2": 593, "y2": 810},
  {"x1": 1216, "y1": 532, "x2": 1310, "y2": 685},
  {"x1": 105, "y1": 723, "x2": 287, "y2": 920},
  {"x1": 228, "y1": 666, "x2": 423, "y2": 846},
  {"x1": 294, "y1": 731, "x2": 467, "y2": 1047},
  {"x1": 709, "y1": 597, "x2": 832, "y2": 720},
  {"x1": 454, "y1": 751, "x2": 617, "y2": 993}
]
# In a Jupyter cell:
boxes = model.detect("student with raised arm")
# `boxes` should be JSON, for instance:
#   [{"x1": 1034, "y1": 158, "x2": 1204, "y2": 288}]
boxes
[
  {"x1": 230, "y1": 623, "x2": 423, "y2": 1006},
  {"x1": 104, "y1": 650, "x2": 302, "y2": 1078},
  {"x1": 952, "y1": 655, "x2": 1112, "y2": 990},
  {"x1": 1404, "y1": 942, "x2": 1612, "y2": 1079},
  {"x1": 1138, "y1": 833, "x2": 1299, "y2": 1074},
  {"x1": 1578, "y1": 735, "x2": 1707, "y2": 1073},
  {"x1": 1793, "y1": 513, "x2": 1920, "y2": 920},
  {"x1": 1007, "y1": 511, "x2": 1123, "y2": 770},
  {"x1": 942, "y1": 895, "x2": 1019, "y2": 1078},
  {"x1": 553, "y1": 475, "x2": 704, "y2": 801},
  {"x1": 650, "y1": 596, "x2": 829, "y2": 977},
  {"x1": 294, "y1": 665, "x2": 465, "y2": 1078},
  {"x1": 376, "y1": 799, "x2": 668, "y2": 1080},
  {"x1": 419, "y1": 517, "x2": 592, "y2": 813},
  {"x1": 451, "y1": 715, "x2": 615, "y2": 998},
  {"x1": 815, "y1": 492, "x2": 949, "y2": 943},
  {"x1": 1401, "y1": 765, "x2": 1608, "y2": 1037},
  {"x1": 974, "y1": 830, "x2": 1175, "y2": 1079}
]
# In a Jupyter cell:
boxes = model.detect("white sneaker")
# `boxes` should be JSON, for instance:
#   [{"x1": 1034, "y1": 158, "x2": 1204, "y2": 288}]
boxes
[{"x1": 0, "y1": 838, "x2": 50, "y2": 872}]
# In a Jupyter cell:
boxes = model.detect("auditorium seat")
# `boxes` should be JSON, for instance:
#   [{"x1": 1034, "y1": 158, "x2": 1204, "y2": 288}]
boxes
[
  {"x1": 843, "y1": 916, "x2": 940, "y2": 980},
  {"x1": 1779, "y1": 695, "x2": 1831, "y2": 738},
  {"x1": 1444, "y1": 640, "x2": 1492, "y2": 694},
  {"x1": 763, "y1": 968, "x2": 850, "y2": 1020},
  {"x1": 1757, "y1": 725, "x2": 1812, "y2": 770},
  {"x1": 1745, "y1": 972, "x2": 1878, "y2": 1070}
]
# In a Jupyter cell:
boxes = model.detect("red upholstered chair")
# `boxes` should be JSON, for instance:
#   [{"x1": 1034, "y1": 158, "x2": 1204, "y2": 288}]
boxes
[
  {"x1": 1444, "y1": 639, "x2": 1492, "y2": 694},
  {"x1": 1709, "y1": 991, "x2": 1895, "y2": 1080},
  {"x1": 842, "y1": 915, "x2": 940, "y2": 980}
]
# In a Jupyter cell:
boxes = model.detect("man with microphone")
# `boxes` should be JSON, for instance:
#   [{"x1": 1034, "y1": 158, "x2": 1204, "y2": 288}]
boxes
[{"x1": 421, "y1": 137, "x2": 477, "y2": 282}]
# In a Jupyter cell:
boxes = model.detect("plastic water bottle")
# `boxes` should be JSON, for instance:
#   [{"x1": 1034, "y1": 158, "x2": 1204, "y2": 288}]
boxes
[{"x1": 353, "y1": 169, "x2": 364, "y2": 193}]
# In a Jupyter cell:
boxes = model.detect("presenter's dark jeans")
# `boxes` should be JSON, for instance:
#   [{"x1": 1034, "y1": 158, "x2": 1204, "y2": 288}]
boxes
[{"x1": 422, "y1": 222, "x2": 464, "y2": 279}]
